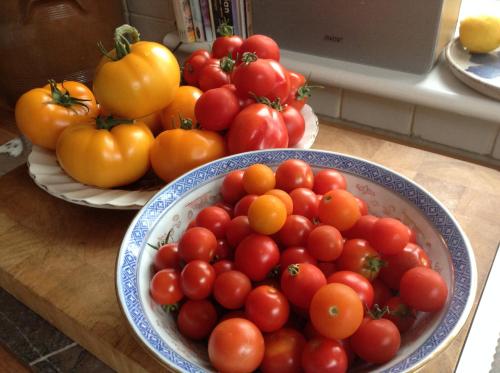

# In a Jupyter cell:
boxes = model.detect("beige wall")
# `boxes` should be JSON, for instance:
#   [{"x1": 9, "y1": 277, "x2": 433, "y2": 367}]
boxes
[{"x1": 123, "y1": 0, "x2": 176, "y2": 42}]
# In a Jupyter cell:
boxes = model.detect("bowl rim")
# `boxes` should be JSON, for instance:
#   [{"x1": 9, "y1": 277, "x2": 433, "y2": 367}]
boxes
[{"x1": 115, "y1": 148, "x2": 477, "y2": 373}]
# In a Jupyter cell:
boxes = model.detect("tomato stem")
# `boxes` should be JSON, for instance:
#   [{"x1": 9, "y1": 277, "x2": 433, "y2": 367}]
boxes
[
  {"x1": 217, "y1": 22, "x2": 234, "y2": 37},
  {"x1": 296, "y1": 83, "x2": 324, "y2": 101},
  {"x1": 328, "y1": 306, "x2": 339, "y2": 317},
  {"x1": 365, "y1": 255, "x2": 386, "y2": 277},
  {"x1": 179, "y1": 116, "x2": 194, "y2": 130},
  {"x1": 287, "y1": 264, "x2": 300, "y2": 276},
  {"x1": 240, "y1": 52, "x2": 258, "y2": 65},
  {"x1": 368, "y1": 304, "x2": 390, "y2": 319},
  {"x1": 219, "y1": 56, "x2": 236, "y2": 73},
  {"x1": 48, "y1": 80, "x2": 91, "y2": 112},
  {"x1": 162, "y1": 303, "x2": 179, "y2": 313},
  {"x1": 98, "y1": 24, "x2": 141, "y2": 61},
  {"x1": 96, "y1": 115, "x2": 134, "y2": 131}
]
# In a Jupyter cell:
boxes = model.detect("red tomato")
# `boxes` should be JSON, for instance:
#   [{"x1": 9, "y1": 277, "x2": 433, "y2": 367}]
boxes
[
  {"x1": 245, "y1": 285, "x2": 290, "y2": 332},
  {"x1": 213, "y1": 259, "x2": 235, "y2": 275},
  {"x1": 281, "y1": 263, "x2": 326, "y2": 309},
  {"x1": 195, "y1": 87, "x2": 240, "y2": 131},
  {"x1": 309, "y1": 283, "x2": 364, "y2": 340},
  {"x1": 212, "y1": 35, "x2": 243, "y2": 60},
  {"x1": 178, "y1": 227, "x2": 217, "y2": 263},
  {"x1": 198, "y1": 58, "x2": 233, "y2": 91},
  {"x1": 316, "y1": 261, "x2": 337, "y2": 278},
  {"x1": 227, "y1": 103, "x2": 288, "y2": 154},
  {"x1": 153, "y1": 243, "x2": 180, "y2": 272},
  {"x1": 239, "y1": 34, "x2": 280, "y2": 61},
  {"x1": 280, "y1": 247, "x2": 318, "y2": 274},
  {"x1": 281, "y1": 105, "x2": 305, "y2": 146},
  {"x1": 350, "y1": 318, "x2": 401, "y2": 364},
  {"x1": 341, "y1": 214, "x2": 378, "y2": 241},
  {"x1": 369, "y1": 217, "x2": 410, "y2": 256},
  {"x1": 277, "y1": 215, "x2": 314, "y2": 248},
  {"x1": 183, "y1": 50, "x2": 211, "y2": 86},
  {"x1": 213, "y1": 270, "x2": 252, "y2": 310},
  {"x1": 177, "y1": 299, "x2": 217, "y2": 340},
  {"x1": 372, "y1": 279, "x2": 393, "y2": 307},
  {"x1": 220, "y1": 169, "x2": 245, "y2": 205},
  {"x1": 275, "y1": 159, "x2": 314, "y2": 191},
  {"x1": 336, "y1": 239, "x2": 384, "y2": 281},
  {"x1": 235, "y1": 234, "x2": 280, "y2": 281},
  {"x1": 208, "y1": 318, "x2": 265, "y2": 373},
  {"x1": 408, "y1": 226, "x2": 417, "y2": 243},
  {"x1": 225, "y1": 215, "x2": 252, "y2": 248},
  {"x1": 379, "y1": 242, "x2": 431, "y2": 290},
  {"x1": 384, "y1": 296, "x2": 417, "y2": 333},
  {"x1": 289, "y1": 188, "x2": 319, "y2": 221},
  {"x1": 196, "y1": 206, "x2": 231, "y2": 239},
  {"x1": 233, "y1": 57, "x2": 290, "y2": 101},
  {"x1": 180, "y1": 260, "x2": 215, "y2": 300},
  {"x1": 355, "y1": 197, "x2": 369, "y2": 215},
  {"x1": 213, "y1": 201, "x2": 234, "y2": 218},
  {"x1": 150, "y1": 269, "x2": 183, "y2": 305},
  {"x1": 261, "y1": 328, "x2": 306, "y2": 373},
  {"x1": 285, "y1": 71, "x2": 308, "y2": 111},
  {"x1": 399, "y1": 267, "x2": 448, "y2": 312},
  {"x1": 307, "y1": 225, "x2": 343, "y2": 261},
  {"x1": 301, "y1": 338, "x2": 348, "y2": 373},
  {"x1": 233, "y1": 194, "x2": 258, "y2": 216},
  {"x1": 214, "y1": 238, "x2": 233, "y2": 260},
  {"x1": 313, "y1": 169, "x2": 347, "y2": 194},
  {"x1": 318, "y1": 189, "x2": 361, "y2": 231},
  {"x1": 327, "y1": 271, "x2": 374, "y2": 309}
]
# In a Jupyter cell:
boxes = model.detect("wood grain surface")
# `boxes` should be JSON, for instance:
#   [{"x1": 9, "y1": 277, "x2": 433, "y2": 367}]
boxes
[{"x1": 0, "y1": 122, "x2": 499, "y2": 373}]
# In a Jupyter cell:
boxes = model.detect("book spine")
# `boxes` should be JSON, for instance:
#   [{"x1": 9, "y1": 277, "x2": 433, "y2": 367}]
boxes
[
  {"x1": 244, "y1": 0, "x2": 253, "y2": 36},
  {"x1": 172, "y1": 0, "x2": 196, "y2": 43},
  {"x1": 211, "y1": 0, "x2": 234, "y2": 37},
  {"x1": 238, "y1": 0, "x2": 246, "y2": 38},
  {"x1": 231, "y1": 0, "x2": 240, "y2": 37},
  {"x1": 189, "y1": 0, "x2": 206, "y2": 42},
  {"x1": 199, "y1": 0, "x2": 214, "y2": 42}
]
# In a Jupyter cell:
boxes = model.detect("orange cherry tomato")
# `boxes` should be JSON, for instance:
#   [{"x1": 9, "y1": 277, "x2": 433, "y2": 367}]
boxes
[
  {"x1": 243, "y1": 163, "x2": 276, "y2": 195},
  {"x1": 318, "y1": 189, "x2": 361, "y2": 231},
  {"x1": 161, "y1": 85, "x2": 203, "y2": 130},
  {"x1": 265, "y1": 189, "x2": 293, "y2": 215},
  {"x1": 248, "y1": 195, "x2": 287, "y2": 235}
]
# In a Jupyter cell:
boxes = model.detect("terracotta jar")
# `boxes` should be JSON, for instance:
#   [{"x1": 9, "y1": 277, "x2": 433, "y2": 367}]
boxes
[{"x1": 0, "y1": 0, "x2": 125, "y2": 107}]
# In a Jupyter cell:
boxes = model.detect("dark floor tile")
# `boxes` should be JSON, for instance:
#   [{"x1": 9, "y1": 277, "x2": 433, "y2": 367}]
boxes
[
  {"x1": 46, "y1": 345, "x2": 115, "y2": 373},
  {"x1": 0, "y1": 288, "x2": 73, "y2": 364},
  {"x1": 31, "y1": 359, "x2": 60, "y2": 373}
]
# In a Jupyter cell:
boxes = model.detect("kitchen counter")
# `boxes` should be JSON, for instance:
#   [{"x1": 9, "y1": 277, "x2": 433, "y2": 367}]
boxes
[{"x1": 0, "y1": 120, "x2": 499, "y2": 372}]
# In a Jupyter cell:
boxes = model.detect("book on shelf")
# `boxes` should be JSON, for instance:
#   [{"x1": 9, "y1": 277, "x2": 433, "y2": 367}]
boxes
[
  {"x1": 173, "y1": 0, "x2": 196, "y2": 43},
  {"x1": 189, "y1": 0, "x2": 206, "y2": 42},
  {"x1": 199, "y1": 0, "x2": 214, "y2": 42}
]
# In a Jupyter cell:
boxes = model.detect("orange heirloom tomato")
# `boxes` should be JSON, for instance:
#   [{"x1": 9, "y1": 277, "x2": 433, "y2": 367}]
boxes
[
  {"x1": 93, "y1": 24, "x2": 180, "y2": 119},
  {"x1": 15, "y1": 80, "x2": 98, "y2": 150},
  {"x1": 150, "y1": 125, "x2": 226, "y2": 183},
  {"x1": 161, "y1": 86, "x2": 203, "y2": 130},
  {"x1": 136, "y1": 111, "x2": 163, "y2": 135},
  {"x1": 56, "y1": 117, "x2": 154, "y2": 188}
]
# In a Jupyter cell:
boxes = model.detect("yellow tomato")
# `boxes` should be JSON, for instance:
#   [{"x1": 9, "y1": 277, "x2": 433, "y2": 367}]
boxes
[
  {"x1": 93, "y1": 24, "x2": 180, "y2": 118},
  {"x1": 15, "y1": 80, "x2": 98, "y2": 150},
  {"x1": 247, "y1": 195, "x2": 287, "y2": 235},
  {"x1": 56, "y1": 117, "x2": 154, "y2": 188},
  {"x1": 161, "y1": 86, "x2": 203, "y2": 130},
  {"x1": 150, "y1": 127, "x2": 226, "y2": 183},
  {"x1": 243, "y1": 163, "x2": 276, "y2": 195},
  {"x1": 137, "y1": 111, "x2": 163, "y2": 135}
]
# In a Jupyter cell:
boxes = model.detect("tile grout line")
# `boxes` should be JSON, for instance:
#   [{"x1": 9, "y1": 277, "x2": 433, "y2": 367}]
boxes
[{"x1": 29, "y1": 342, "x2": 78, "y2": 366}]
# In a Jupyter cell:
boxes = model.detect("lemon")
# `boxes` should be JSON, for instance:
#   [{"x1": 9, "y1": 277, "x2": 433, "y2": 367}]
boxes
[{"x1": 459, "y1": 15, "x2": 500, "y2": 53}]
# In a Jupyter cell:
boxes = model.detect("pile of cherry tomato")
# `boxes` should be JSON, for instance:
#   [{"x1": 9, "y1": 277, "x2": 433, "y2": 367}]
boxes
[{"x1": 149, "y1": 159, "x2": 448, "y2": 373}]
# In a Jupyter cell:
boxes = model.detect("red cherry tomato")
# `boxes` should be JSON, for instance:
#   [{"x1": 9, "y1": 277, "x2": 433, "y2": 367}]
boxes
[
  {"x1": 239, "y1": 34, "x2": 280, "y2": 61},
  {"x1": 408, "y1": 225, "x2": 417, "y2": 243},
  {"x1": 350, "y1": 318, "x2": 401, "y2": 364},
  {"x1": 281, "y1": 263, "x2": 326, "y2": 309},
  {"x1": 178, "y1": 227, "x2": 217, "y2": 263},
  {"x1": 383, "y1": 296, "x2": 417, "y2": 333},
  {"x1": 220, "y1": 169, "x2": 245, "y2": 205},
  {"x1": 289, "y1": 188, "x2": 319, "y2": 221},
  {"x1": 336, "y1": 239, "x2": 384, "y2": 281},
  {"x1": 372, "y1": 278, "x2": 393, "y2": 307},
  {"x1": 261, "y1": 328, "x2": 306, "y2": 373},
  {"x1": 355, "y1": 197, "x2": 369, "y2": 215},
  {"x1": 233, "y1": 57, "x2": 290, "y2": 102},
  {"x1": 277, "y1": 215, "x2": 314, "y2": 248},
  {"x1": 198, "y1": 58, "x2": 233, "y2": 91},
  {"x1": 177, "y1": 299, "x2": 217, "y2": 340},
  {"x1": 318, "y1": 189, "x2": 361, "y2": 231},
  {"x1": 316, "y1": 261, "x2": 337, "y2": 278},
  {"x1": 281, "y1": 105, "x2": 305, "y2": 146},
  {"x1": 307, "y1": 225, "x2": 343, "y2": 261},
  {"x1": 327, "y1": 271, "x2": 374, "y2": 309},
  {"x1": 213, "y1": 201, "x2": 234, "y2": 218},
  {"x1": 225, "y1": 215, "x2": 252, "y2": 248},
  {"x1": 245, "y1": 285, "x2": 290, "y2": 332},
  {"x1": 399, "y1": 267, "x2": 448, "y2": 312},
  {"x1": 150, "y1": 269, "x2": 183, "y2": 305},
  {"x1": 196, "y1": 206, "x2": 231, "y2": 239},
  {"x1": 233, "y1": 194, "x2": 258, "y2": 216},
  {"x1": 180, "y1": 260, "x2": 215, "y2": 300},
  {"x1": 301, "y1": 337, "x2": 348, "y2": 373},
  {"x1": 227, "y1": 103, "x2": 288, "y2": 154},
  {"x1": 369, "y1": 217, "x2": 410, "y2": 256},
  {"x1": 212, "y1": 35, "x2": 243, "y2": 59},
  {"x1": 213, "y1": 259, "x2": 235, "y2": 275},
  {"x1": 195, "y1": 86, "x2": 240, "y2": 131},
  {"x1": 341, "y1": 214, "x2": 378, "y2": 241},
  {"x1": 235, "y1": 234, "x2": 280, "y2": 281},
  {"x1": 208, "y1": 318, "x2": 265, "y2": 373},
  {"x1": 285, "y1": 71, "x2": 308, "y2": 111},
  {"x1": 379, "y1": 242, "x2": 431, "y2": 290},
  {"x1": 280, "y1": 247, "x2": 318, "y2": 274},
  {"x1": 183, "y1": 50, "x2": 211, "y2": 86},
  {"x1": 313, "y1": 169, "x2": 347, "y2": 194},
  {"x1": 213, "y1": 270, "x2": 252, "y2": 310},
  {"x1": 214, "y1": 238, "x2": 232, "y2": 260},
  {"x1": 153, "y1": 243, "x2": 180, "y2": 272},
  {"x1": 275, "y1": 159, "x2": 314, "y2": 192}
]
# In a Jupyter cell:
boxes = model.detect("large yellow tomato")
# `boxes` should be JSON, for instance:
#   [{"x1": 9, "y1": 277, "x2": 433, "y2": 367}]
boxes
[
  {"x1": 137, "y1": 110, "x2": 163, "y2": 135},
  {"x1": 161, "y1": 86, "x2": 203, "y2": 130},
  {"x1": 56, "y1": 117, "x2": 154, "y2": 188},
  {"x1": 150, "y1": 126, "x2": 226, "y2": 183},
  {"x1": 15, "y1": 80, "x2": 98, "y2": 150},
  {"x1": 93, "y1": 24, "x2": 180, "y2": 119}
]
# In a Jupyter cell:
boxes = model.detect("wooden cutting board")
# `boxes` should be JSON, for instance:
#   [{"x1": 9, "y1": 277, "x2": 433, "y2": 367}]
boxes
[{"x1": 1, "y1": 122, "x2": 499, "y2": 373}]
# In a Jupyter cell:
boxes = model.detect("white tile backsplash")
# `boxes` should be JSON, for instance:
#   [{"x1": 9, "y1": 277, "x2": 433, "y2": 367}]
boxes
[
  {"x1": 126, "y1": 0, "x2": 174, "y2": 20},
  {"x1": 413, "y1": 107, "x2": 499, "y2": 155},
  {"x1": 341, "y1": 90, "x2": 413, "y2": 135},
  {"x1": 307, "y1": 86, "x2": 342, "y2": 119}
]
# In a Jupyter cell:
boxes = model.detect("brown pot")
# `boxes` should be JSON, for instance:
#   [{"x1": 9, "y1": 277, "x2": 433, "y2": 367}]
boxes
[{"x1": 0, "y1": 0, "x2": 125, "y2": 107}]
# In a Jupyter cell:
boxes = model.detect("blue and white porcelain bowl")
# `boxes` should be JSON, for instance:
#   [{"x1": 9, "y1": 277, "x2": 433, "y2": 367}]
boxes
[{"x1": 116, "y1": 149, "x2": 477, "y2": 372}]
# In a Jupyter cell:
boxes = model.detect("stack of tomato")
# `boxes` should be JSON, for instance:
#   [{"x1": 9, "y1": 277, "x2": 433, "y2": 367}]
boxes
[{"x1": 149, "y1": 159, "x2": 448, "y2": 373}]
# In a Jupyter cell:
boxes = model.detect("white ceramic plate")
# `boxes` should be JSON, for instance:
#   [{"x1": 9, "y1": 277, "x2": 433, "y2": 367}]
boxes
[
  {"x1": 445, "y1": 37, "x2": 500, "y2": 101},
  {"x1": 27, "y1": 105, "x2": 319, "y2": 210},
  {"x1": 116, "y1": 149, "x2": 477, "y2": 373}
]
